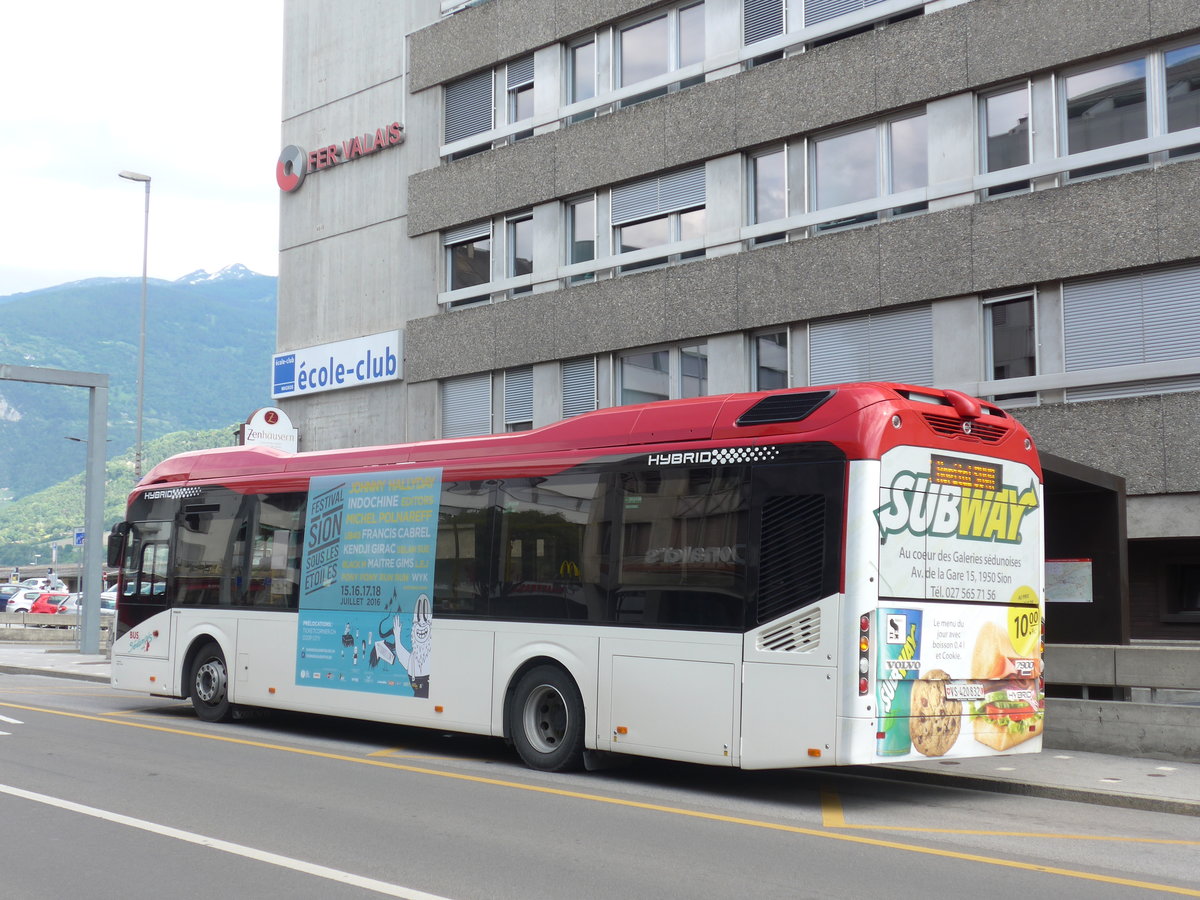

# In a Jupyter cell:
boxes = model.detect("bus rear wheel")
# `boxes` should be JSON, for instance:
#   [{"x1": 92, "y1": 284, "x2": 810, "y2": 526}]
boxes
[
  {"x1": 508, "y1": 665, "x2": 585, "y2": 772},
  {"x1": 190, "y1": 642, "x2": 231, "y2": 722}
]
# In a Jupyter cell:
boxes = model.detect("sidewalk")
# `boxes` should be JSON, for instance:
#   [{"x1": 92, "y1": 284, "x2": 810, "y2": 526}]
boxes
[{"x1": 1, "y1": 642, "x2": 1197, "y2": 815}]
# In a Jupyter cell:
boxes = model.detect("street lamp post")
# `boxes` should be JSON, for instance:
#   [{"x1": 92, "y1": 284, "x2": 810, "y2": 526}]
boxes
[{"x1": 118, "y1": 170, "x2": 151, "y2": 481}]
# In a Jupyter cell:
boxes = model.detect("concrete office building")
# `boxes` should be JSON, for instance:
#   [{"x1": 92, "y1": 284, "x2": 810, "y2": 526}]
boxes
[{"x1": 277, "y1": 0, "x2": 1200, "y2": 643}]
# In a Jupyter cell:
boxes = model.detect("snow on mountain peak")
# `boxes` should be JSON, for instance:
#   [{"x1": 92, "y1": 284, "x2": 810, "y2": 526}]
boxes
[{"x1": 174, "y1": 264, "x2": 259, "y2": 285}]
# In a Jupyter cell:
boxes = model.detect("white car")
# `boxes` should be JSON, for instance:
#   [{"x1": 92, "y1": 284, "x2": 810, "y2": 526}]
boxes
[{"x1": 5, "y1": 588, "x2": 46, "y2": 613}]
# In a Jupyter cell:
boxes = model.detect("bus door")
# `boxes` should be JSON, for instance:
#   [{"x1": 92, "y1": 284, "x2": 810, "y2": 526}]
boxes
[{"x1": 115, "y1": 520, "x2": 173, "y2": 656}]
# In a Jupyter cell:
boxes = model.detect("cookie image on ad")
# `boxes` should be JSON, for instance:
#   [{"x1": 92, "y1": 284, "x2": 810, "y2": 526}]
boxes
[{"x1": 909, "y1": 668, "x2": 962, "y2": 757}]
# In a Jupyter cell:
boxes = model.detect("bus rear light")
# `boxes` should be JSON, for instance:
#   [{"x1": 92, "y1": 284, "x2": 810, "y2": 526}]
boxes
[
  {"x1": 876, "y1": 731, "x2": 886, "y2": 740},
  {"x1": 858, "y1": 613, "x2": 871, "y2": 695}
]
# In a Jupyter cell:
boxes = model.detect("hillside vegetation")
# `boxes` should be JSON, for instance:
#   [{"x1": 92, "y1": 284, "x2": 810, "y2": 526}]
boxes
[
  {"x1": 0, "y1": 266, "x2": 275, "y2": 501},
  {"x1": 0, "y1": 427, "x2": 235, "y2": 566}
]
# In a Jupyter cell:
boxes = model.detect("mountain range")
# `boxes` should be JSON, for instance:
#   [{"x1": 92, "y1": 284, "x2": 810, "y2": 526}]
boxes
[{"x1": 0, "y1": 264, "x2": 277, "y2": 503}]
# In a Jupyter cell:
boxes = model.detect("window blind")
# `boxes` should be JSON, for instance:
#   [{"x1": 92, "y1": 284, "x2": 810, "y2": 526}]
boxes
[
  {"x1": 504, "y1": 366, "x2": 534, "y2": 424},
  {"x1": 744, "y1": 0, "x2": 785, "y2": 45},
  {"x1": 561, "y1": 357, "x2": 598, "y2": 417},
  {"x1": 808, "y1": 306, "x2": 933, "y2": 385},
  {"x1": 1064, "y1": 263, "x2": 1200, "y2": 401},
  {"x1": 611, "y1": 166, "x2": 706, "y2": 225},
  {"x1": 444, "y1": 70, "x2": 493, "y2": 143},
  {"x1": 804, "y1": 0, "x2": 889, "y2": 27},
  {"x1": 441, "y1": 373, "x2": 492, "y2": 437}
]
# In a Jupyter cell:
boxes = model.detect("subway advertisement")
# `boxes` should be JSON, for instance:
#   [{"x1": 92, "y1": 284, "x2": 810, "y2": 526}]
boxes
[{"x1": 872, "y1": 446, "x2": 1044, "y2": 760}]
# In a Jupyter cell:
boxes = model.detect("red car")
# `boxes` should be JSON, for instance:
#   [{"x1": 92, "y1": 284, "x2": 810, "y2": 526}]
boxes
[{"x1": 28, "y1": 592, "x2": 70, "y2": 615}]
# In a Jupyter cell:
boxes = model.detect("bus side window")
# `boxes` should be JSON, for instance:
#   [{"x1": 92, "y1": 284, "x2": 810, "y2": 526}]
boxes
[
  {"x1": 615, "y1": 465, "x2": 748, "y2": 631},
  {"x1": 246, "y1": 493, "x2": 305, "y2": 609},
  {"x1": 435, "y1": 483, "x2": 493, "y2": 618},
  {"x1": 493, "y1": 473, "x2": 602, "y2": 622}
]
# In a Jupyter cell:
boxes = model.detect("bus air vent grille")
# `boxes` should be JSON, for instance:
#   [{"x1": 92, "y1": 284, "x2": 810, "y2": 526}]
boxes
[
  {"x1": 736, "y1": 391, "x2": 833, "y2": 426},
  {"x1": 757, "y1": 608, "x2": 821, "y2": 653},
  {"x1": 757, "y1": 494, "x2": 826, "y2": 622},
  {"x1": 921, "y1": 413, "x2": 1008, "y2": 443}
]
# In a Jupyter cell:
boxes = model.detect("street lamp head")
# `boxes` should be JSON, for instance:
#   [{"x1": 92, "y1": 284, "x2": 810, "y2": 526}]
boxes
[{"x1": 118, "y1": 170, "x2": 151, "y2": 183}]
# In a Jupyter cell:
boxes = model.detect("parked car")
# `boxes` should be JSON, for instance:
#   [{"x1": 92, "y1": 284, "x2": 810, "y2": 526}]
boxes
[
  {"x1": 1, "y1": 584, "x2": 25, "y2": 607},
  {"x1": 19, "y1": 577, "x2": 68, "y2": 592},
  {"x1": 29, "y1": 592, "x2": 71, "y2": 615},
  {"x1": 5, "y1": 588, "x2": 47, "y2": 613}
]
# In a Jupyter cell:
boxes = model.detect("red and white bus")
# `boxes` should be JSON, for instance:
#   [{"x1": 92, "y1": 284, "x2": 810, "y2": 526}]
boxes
[{"x1": 108, "y1": 383, "x2": 1044, "y2": 771}]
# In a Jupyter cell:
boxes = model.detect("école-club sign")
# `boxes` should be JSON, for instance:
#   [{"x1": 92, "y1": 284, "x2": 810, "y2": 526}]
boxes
[{"x1": 273, "y1": 331, "x2": 403, "y2": 399}]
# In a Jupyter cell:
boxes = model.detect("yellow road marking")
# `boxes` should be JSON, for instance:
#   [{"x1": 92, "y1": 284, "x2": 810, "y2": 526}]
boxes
[
  {"x1": 820, "y1": 787, "x2": 1200, "y2": 845},
  {"x1": 367, "y1": 747, "x2": 449, "y2": 761},
  {"x1": 3, "y1": 699, "x2": 1199, "y2": 897}
]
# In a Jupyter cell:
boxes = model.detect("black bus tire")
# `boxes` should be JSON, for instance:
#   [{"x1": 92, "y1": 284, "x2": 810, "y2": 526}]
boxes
[
  {"x1": 190, "y1": 641, "x2": 232, "y2": 722},
  {"x1": 508, "y1": 665, "x2": 586, "y2": 772}
]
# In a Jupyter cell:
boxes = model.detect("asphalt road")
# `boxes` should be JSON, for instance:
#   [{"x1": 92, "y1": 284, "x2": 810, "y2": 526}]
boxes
[{"x1": 1, "y1": 674, "x2": 1198, "y2": 899}]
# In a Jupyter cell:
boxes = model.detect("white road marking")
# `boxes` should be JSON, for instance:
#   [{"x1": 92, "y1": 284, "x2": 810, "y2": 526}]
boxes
[
  {"x1": 0, "y1": 783, "x2": 455, "y2": 899},
  {"x1": 0, "y1": 714, "x2": 23, "y2": 724}
]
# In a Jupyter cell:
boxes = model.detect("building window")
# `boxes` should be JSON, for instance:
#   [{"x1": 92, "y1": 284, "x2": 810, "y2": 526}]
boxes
[
  {"x1": 749, "y1": 146, "x2": 789, "y2": 243},
  {"x1": 444, "y1": 221, "x2": 492, "y2": 306},
  {"x1": 561, "y1": 357, "x2": 598, "y2": 418},
  {"x1": 618, "y1": 2, "x2": 705, "y2": 105},
  {"x1": 567, "y1": 196, "x2": 596, "y2": 282},
  {"x1": 504, "y1": 366, "x2": 534, "y2": 431},
  {"x1": 507, "y1": 213, "x2": 533, "y2": 294},
  {"x1": 809, "y1": 306, "x2": 933, "y2": 386},
  {"x1": 1166, "y1": 42, "x2": 1200, "y2": 158},
  {"x1": 982, "y1": 84, "x2": 1031, "y2": 195},
  {"x1": 612, "y1": 167, "x2": 706, "y2": 272},
  {"x1": 985, "y1": 294, "x2": 1036, "y2": 402},
  {"x1": 811, "y1": 112, "x2": 927, "y2": 230},
  {"x1": 680, "y1": 342, "x2": 708, "y2": 398},
  {"x1": 506, "y1": 55, "x2": 534, "y2": 140},
  {"x1": 753, "y1": 331, "x2": 789, "y2": 390},
  {"x1": 568, "y1": 39, "x2": 597, "y2": 122},
  {"x1": 619, "y1": 342, "x2": 708, "y2": 405},
  {"x1": 444, "y1": 70, "x2": 494, "y2": 146},
  {"x1": 621, "y1": 349, "x2": 670, "y2": 404},
  {"x1": 441, "y1": 373, "x2": 492, "y2": 438},
  {"x1": 1064, "y1": 57, "x2": 1148, "y2": 177}
]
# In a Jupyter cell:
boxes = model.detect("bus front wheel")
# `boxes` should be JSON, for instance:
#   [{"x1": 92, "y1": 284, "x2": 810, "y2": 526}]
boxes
[
  {"x1": 508, "y1": 665, "x2": 585, "y2": 772},
  {"x1": 190, "y1": 642, "x2": 232, "y2": 722}
]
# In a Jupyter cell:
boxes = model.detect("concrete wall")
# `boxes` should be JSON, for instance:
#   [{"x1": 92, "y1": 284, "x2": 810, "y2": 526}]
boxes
[
  {"x1": 279, "y1": 0, "x2": 441, "y2": 447},
  {"x1": 1044, "y1": 643, "x2": 1200, "y2": 761}
]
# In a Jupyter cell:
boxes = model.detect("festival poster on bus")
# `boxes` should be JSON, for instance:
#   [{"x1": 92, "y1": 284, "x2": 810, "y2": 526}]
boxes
[{"x1": 295, "y1": 468, "x2": 442, "y2": 697}]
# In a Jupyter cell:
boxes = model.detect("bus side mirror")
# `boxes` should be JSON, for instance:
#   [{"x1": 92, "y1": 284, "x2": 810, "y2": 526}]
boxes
[{"x1": 107, "y1": 522, "x2": 129, "y2": 568}]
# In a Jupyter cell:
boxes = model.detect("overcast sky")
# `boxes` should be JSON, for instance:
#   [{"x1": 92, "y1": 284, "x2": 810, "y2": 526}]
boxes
[{"x1": 0, "y1": 1, "x2": 283, "y2": 296}]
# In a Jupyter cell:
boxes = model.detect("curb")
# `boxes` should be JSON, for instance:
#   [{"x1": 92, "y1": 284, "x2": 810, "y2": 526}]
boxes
[
  {"x1": 0, "y1": 664, "x2": 111, "y2": 685},
  {"x1": 863, "y1": 764, "x2": 1200, "y2": 818}
]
